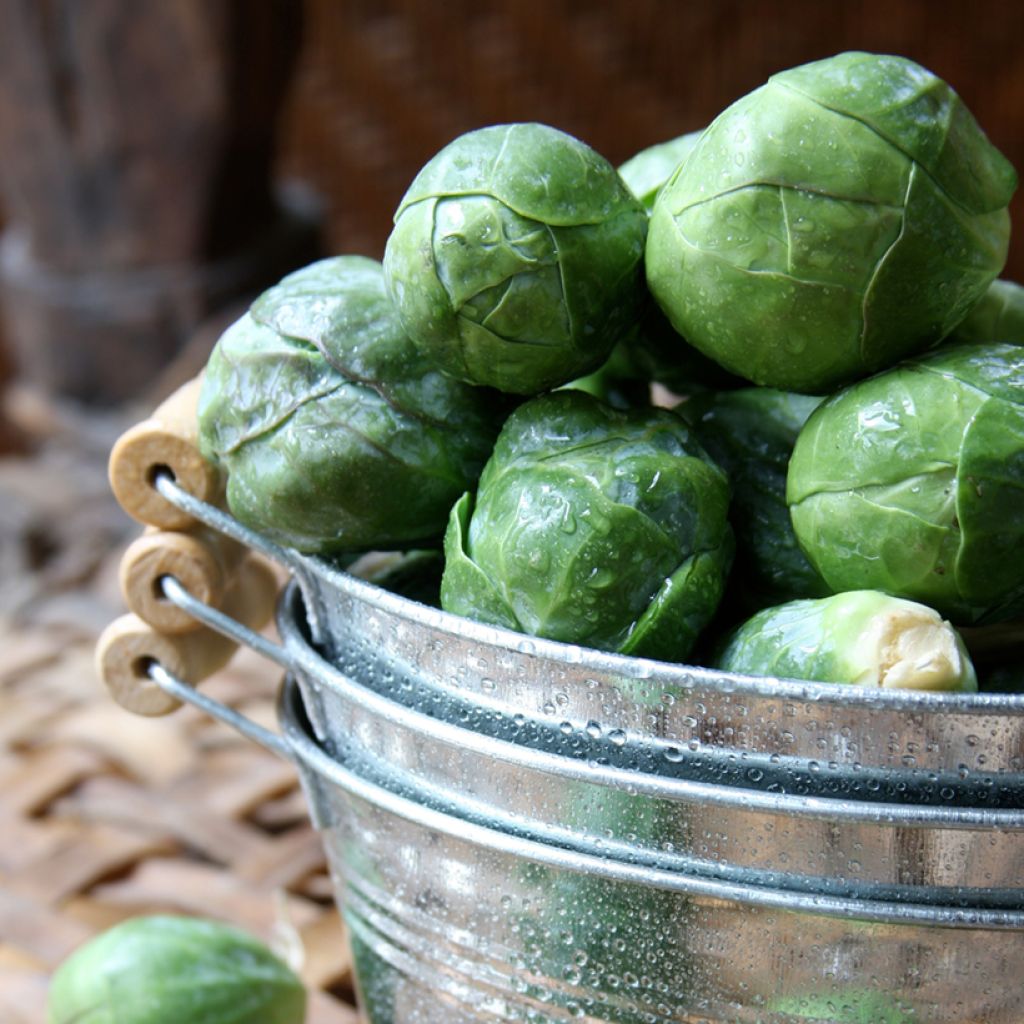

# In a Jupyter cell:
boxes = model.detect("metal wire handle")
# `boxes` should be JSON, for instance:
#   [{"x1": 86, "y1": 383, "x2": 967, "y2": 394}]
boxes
[
  {"x1": 151, "y1": 469, "x2": 328, "y2": 644},
  {"x1": 147, "y1": 660, "x2": 292, "y2": 761},
  {"x1": 158, "y1": 575, "x2": 293, "y2": 673},
  {"x1": 152, "y1": 470, "x2": 298, "y2": 569},
  {"x1": 126, "y1": 468, "x2": 304, "y2": 757}
]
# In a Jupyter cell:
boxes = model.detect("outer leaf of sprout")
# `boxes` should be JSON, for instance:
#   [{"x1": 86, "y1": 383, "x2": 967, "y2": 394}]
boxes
[
  {"x1": 951, "y1": 278, "x2": 1024, "y2": 346},
  {"x1": 618, "y1": 130, "x2": 703, "y2": 211},
  {"x1": 684, "y1": 387, "x2": 828, "y2": 606},
  {"x1": 198, "y1": 257, "x2": 506, "y2": 554},
  {"x1": 787, "y1": 344, "x2": 1024, "y2": 624}
]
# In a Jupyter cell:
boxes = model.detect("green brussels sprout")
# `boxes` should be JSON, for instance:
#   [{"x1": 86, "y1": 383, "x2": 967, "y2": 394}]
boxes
[
  {"x1": 950, "y1": 278, "x2": 1024, "y2": 345},
  {"x1": 198, "y1": 256, "x2": 506, "y2": 555},
  {"x1": 788, "y1": 343, "x2": 1024, "y2": 624},
  {"x1": 441, "y1": 390, "x2": 733, "y2": 661},
  {"x1": 383, "y1": 123, "x2": 648, "y2": 395},
  {"x1": 646, "y1": 51, "x2": 1017, "y2": 392},
  {"x1": 683, "y1": 387, "x2": 828, "y2": 606},
  {"x1": 715, "y1": 590, "x2": 978, "y2": 692},
  {"x1": 47, "y1": 915, "x2": 306, "y2": 1024},
  {"x1": 618, "y1": 129, "x2": 702, "y2": 211}
]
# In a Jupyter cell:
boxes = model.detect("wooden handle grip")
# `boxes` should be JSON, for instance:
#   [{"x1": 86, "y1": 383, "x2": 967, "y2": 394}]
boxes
[
  {"x1": 96, "y1": 555, "x2": 280, "y2": 716},
  {"x1": 118, "y1": 525, "x2": 247, "y2": 634},
  {"x1": 108, "y1": 374, "x2": 222, "y2": 529}
]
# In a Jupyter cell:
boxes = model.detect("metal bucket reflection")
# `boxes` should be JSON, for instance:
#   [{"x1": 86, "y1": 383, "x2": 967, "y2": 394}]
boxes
[
  {"x1": 292, "y1": 552, "x2": 1024, "y2": 795},
  {"x1": 280, "y1": 679, "x2": 1024, "y2": 1024},
  {"x1": 278, "y1": 583, "x2": 1024, "y2": 905}
]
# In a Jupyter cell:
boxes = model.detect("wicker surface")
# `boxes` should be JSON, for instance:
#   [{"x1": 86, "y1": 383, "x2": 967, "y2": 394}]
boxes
[{"x1": 0, "y1": 395, "x2": 360, "y2": 1023}]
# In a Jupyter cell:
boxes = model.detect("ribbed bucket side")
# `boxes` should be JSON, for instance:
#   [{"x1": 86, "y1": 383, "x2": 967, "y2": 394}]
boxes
[{"x1": 286, "y1": 684, "x2": 1024, "y2": 1024}]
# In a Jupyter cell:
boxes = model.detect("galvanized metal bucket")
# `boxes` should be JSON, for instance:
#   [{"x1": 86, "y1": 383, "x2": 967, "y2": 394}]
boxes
[
  {"x1": 266, "y1": 582, "x2": 1023, "y2": 907},
  {"x1": 149, "y1": 476, "x2": 1024, "y2": 1022},
  {"x1": 149, "y1": 660, "x2": 1024, "y2": 1024},
  {"x1": 292, "y1": 552, "x2": 1024, "y2": 797}
]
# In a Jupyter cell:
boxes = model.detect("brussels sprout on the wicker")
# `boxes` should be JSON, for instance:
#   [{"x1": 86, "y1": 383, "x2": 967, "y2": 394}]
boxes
[
  {"x1": 198, "y1": 256, "x2": 506, "y2": 555},
  {"x1": 441, "y1": 390, "x2": 733, "y2": 661},
  {"x1": 787, "y1": 343, "x2": 1024, "y2": 624},
  {"x1": 383, "y1": 123, "x2": 648, "y2": 395},
  {"x1": 715, "y1": 591, "x2": 978, "y2": 692},
  {"x1": 47, "y1": 915, "x2": 306, "y2": 1024},
  {"x1": 646, "y1": 52, "x2": 1017, "y2": 392}
]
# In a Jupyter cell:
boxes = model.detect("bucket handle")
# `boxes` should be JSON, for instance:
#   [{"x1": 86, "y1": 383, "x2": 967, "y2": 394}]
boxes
[
  {"x1": 148, "y1": 658, "x2": 293, "y2": 761},
  {"x1": 151, "y1": 470, "x2": 330, "y2": 646},
  {"x1": 95, "y1": 569, "x2": 299, "y2": 757},
  {"x1": 154, "y1": 571, "x2": 317, "y2": 764},
  {"x1": 100, "y1": 468, "x2": 315, "y2": 741},
  {"x1": 151, "y1": 471, "x2": 304, "y2": 574}
]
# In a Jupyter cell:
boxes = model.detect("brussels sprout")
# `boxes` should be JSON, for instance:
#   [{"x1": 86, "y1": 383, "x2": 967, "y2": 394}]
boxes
[
  {"x1": 715, "y1": 590, "x2": 978, "y2": 692},
  {"x1": 47, "y1": 915, "x2": 306, "y2": 1024},
  {"x1": 788, "y1": 343, "x2": 1024, "y2": 624},
  {"x1": 646, "y1": 51, "x2": 1017, "y2": 392},
  {"x1": 683, "y1": 387, "x2": 828, "y2": 606},
  {"x1": 441, "y1": 390, "x2": 733, "y2": 661},
  {"x1": 198, "y1": 256, "x2": 506, "y2": 555},
  {"x1": 618, "y1": 130, "x2": 702, "y2": 211},
  {"x1": 383, "y1": 123, "x2": 648, "y2": 395},
  {"x1": 950, "y1": 278, "x2": 1024, "y2": 345}
]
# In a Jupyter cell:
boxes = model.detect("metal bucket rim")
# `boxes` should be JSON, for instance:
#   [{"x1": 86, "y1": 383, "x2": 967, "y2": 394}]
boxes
[
  {"x1": 279, "y1": 585, "x2": 1024, "y2": 829},
  {"x1": 299, "y1": 553, "x2": 1024, "y2": 714},
  {"x1": 277, "y1": 678, "x2": 1024, "y2": 930}
]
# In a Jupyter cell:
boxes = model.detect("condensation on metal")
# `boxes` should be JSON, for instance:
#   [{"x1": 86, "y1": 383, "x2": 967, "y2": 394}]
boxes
[
  {"x1": 274, "y1": 588, "x2": 1023, "y2": 828},
  {"x1": 292, "y1": 553, "x2": 1024, "y2": 788},
  {"x1": 149, "y1": 564, "x2": 1024, "y2": 900},
  {"x1": 274, "y1": 594, "x2": 1024, "y2": 903},
  {"x1": 276, "y1": 680, "x2": 1024, "y2": 931},
  {"x1": 277, "y1": 679, "x2": 1024, "y2": 1023}
]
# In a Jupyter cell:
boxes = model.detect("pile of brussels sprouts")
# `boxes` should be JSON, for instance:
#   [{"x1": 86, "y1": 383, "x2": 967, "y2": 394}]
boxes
[{"x1": 198, "y1": 51, "x2": 1024, "y2": 694}]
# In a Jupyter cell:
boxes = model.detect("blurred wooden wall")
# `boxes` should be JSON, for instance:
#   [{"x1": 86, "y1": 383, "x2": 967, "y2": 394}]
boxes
[{"x1": 281, "y1": 0, "x2": 1024, "y2": 279}]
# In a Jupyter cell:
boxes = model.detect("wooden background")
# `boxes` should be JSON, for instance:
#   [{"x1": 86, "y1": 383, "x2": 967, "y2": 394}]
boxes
[
  {"x1": 282, "y1": 0, "x2": 1024, "y2": 277},
  {"x1": 2, "y1": 0, "x2": 1024, "y2": 400}
]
